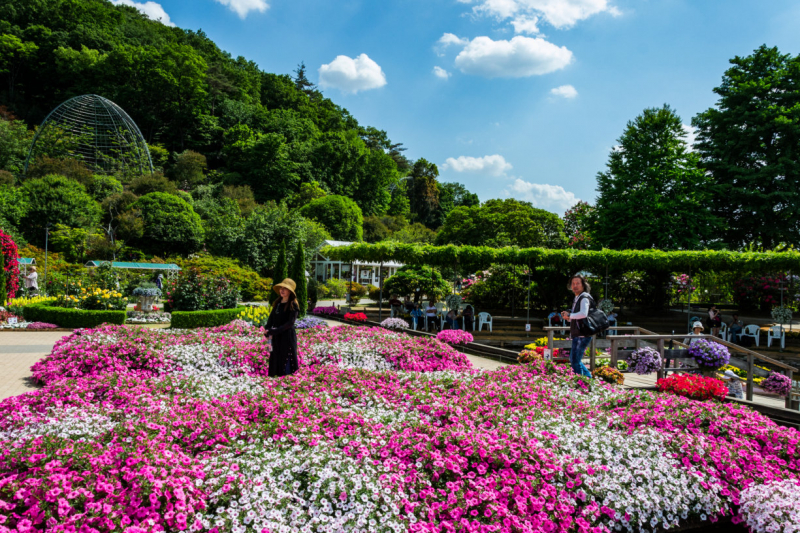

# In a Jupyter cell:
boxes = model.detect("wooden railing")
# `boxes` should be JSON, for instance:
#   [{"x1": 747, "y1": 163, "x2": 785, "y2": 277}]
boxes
[{"x1": 545, "y1": 326, "x2": 799, "y2": 410}]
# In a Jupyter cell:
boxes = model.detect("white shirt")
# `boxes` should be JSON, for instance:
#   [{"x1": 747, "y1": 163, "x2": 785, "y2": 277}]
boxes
[
  {"x1": 25, "y1": 272, "x2": 38, "y2": 289},
  {"x1": 425, "y1": 306, "x2": 437, "y2": 317},
  {"x1": 569, "y1": 292, "x2": 591, "y2": 320}
]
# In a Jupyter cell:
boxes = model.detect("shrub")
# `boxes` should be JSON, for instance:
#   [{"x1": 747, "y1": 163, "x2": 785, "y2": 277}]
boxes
[
  {"x1": 436, "y1": 329, "x2": 473, "y2": 346},
  {"x1": 21, "y1": 306, "x2": 126, "y2": 328},
  {"x1": 269, "y1": 241, "x2": 287, "y2": 305},
  {"x1": 170, "y1": 307, "x2": 245, "y2": 329},
  {"x1": 307, "y1": 279, "x2": 319, "y2": 309},
  {"x1": 343, "y1": 312, "x2": 367, "y2": 322},
  {"x1": 383, "y1": 265, "x2": 450, "y2": 304},
  {"x1": 174, "y1": 255, "x2": 271, "y2": 301},
  {"x1": 656, "y1": 374, "x2": 728, "y2": 401},
  {"x1": 164, "y1": 269, "x2": 240, "y2": 312},
  {"x1": 322, "y1": 278, "x2": 348, "y2": 299},
  {"x1": 347, "y1": 282, "x2": 367, "y2": 304},
  {"x1": 312, "y1": 306, "x2": 339, "y2": 317},
  {"x1": 687, "y1": 339, "x2": 730, "y2": 370},
  {"x1": 593, "y1": 366, "x2": 624, "y2": 385},
  {"x1": 20, "y1": 175, "x2": 101, "y2": 247},
  {"x1": 367, "y1": 284, "x2": 386, "y2": 302},
  {"x1": 628, "y1": 347, "x2": 663, "y2": 375}
]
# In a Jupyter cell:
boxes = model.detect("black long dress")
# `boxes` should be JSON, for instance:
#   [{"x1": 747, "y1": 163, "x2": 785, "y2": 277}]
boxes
[{"x1": 265, "y1": 301, "x2": 299, "y2": 377}]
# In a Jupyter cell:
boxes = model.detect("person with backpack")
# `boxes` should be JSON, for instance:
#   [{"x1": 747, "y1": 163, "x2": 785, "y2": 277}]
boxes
[{"x1": 561, "y1": 274, "x2": 596, "y2": 377}]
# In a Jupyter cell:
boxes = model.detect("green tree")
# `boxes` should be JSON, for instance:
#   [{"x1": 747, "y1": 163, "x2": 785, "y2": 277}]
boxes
[
  {"x1": 0, "y1": 117, "x2": 30, "y2": 173},
  {"x1": 20, "y1": 175, "x2": 101, "y2": 246},
  {"x1": 49, "y1": 224, "x2": 101, "y2": 263},
  {"x1": 129, "y1": 192, "x2": 204, "y2": 256},
  {"x1": 441, "y1": 182, "x2": 480, "y2": 208},
  {"x1": 435, "y1": 199, "x2": 566, "y2": 248},
  {"x1": 88, "y1": 175, "x2": 123, "y2": 202},
  {"x1": 408, "y1": 159, "x2": 441, "y2": 228},
  {"x1": 290, "y1": 241, "x2": 308, "y2": 316},
  {"x1": 595, "y1": 105, "x2": 719, "y2": 250},
  {"x1": 299, "y1": 195, "x2": 363, "y2": 241},
  {"x1": 168, "y1": 150, "x2": 207, "y2": 188},
  {"x1": 288, "y1": 180, "x2": 327, "y2": 208},
  {"x1": 363, "y1": 216, "x2": 391, "y2": 243},
  {"x1": 0, "y1": 184, "x2": 27, "y2": 229},
  {"x1": 693, "y1": 46, "x2": 800, "y2": 249},
  {"x1": 0, "y1": 34, "x2": 39, "y2": 103},
  {"x1": 383, "y1": 265, "x2": 450, "y2": 304},
  {"x1": 270, "y1": 240, "x2": 288, "y2": 305},
  {"x1": 563, "y1": 201, "x2": 597, "y2": 250}
]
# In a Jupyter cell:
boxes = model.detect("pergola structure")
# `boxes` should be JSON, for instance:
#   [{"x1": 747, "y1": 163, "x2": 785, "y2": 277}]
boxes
[
  {"x1": 84, "y1": 261, "x2": 182, "y2": 279},
  {"x1": 17, "y1": 258, "x2": 36, "y2": 276},
  {"x1": 312, "y1": 240, "x2": 404, "y2": 286}
]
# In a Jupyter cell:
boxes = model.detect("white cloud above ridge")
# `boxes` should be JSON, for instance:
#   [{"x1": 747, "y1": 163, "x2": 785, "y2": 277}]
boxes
[
  {"x1": 452, "y1": 35, "x2": 573, "y2": 78},
  {"x1": 318, "y1": 54, "x2": 387, "y2": 94},
  {"x1": 462, "y1": 0, "x2": 620, "y2": 32},
  {"x1": 433, "y1": 66, "x2": 451, "y2": 79},
  {"x1": 507, "y1": 179, "x2": 579, "y2": 213},
  {"x1": 550, "y1": 84, "x2": 578, "y2": 98},
  {"x1": 442, "y1": 155, "x2": 513, "y2": 177},
  {"x1": 213, "y1": 0, "x2": 269, "y2": 19},
  {"x1": 110, "y1": 0, "x2": 175, "y2": 26}
]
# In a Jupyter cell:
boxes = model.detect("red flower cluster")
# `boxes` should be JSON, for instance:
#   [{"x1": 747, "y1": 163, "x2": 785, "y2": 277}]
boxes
[
  {"x1": 733, "y1": 274, "x2": 786, "y2": 309},
  {"x1": 656, "y1": 373, "x2": 728, "y2": 401},
  {"x1": 343, "y1": 312, "x2": 367, "y2": 322},
  {"x1": 0, "y1": 229, "x2": 20, "y2": 300}
]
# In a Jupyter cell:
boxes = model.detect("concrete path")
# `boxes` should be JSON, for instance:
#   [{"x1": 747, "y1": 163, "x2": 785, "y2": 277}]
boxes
[{"x1": 0, "y1": 331, "x2": 70, "y2": 400}]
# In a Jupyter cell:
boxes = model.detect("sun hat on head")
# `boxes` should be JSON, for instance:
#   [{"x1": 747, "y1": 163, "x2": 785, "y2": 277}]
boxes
[
  {"x1": 273, "y1": 278, "x2": 296, "y2": 298},
  {"x1": 692, "y1": 321, "x2": 705, "y2": 330}
]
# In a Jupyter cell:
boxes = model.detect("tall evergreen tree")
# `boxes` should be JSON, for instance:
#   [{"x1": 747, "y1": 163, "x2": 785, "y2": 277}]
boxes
[
  {"x1": 290, "y1": 241, "x2": 308, "y2": 317},
  {"x1": 693, "y1": 45, "x2": 800, "y2": 249},
  {"x1": 269, "y1": 241, "x2": 288, "y2": 304},
  {"x1": 594, "y1": 105, "x2": 719, "y2": 250}
]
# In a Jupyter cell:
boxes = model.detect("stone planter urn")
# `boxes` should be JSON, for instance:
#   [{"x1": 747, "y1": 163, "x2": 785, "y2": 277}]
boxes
[
  {"x1": 138, "y1": 295, "x2": 156, "y2": 313},
  {"x1": 132, "y1": 287, "x2": 162, "y2": 313}
]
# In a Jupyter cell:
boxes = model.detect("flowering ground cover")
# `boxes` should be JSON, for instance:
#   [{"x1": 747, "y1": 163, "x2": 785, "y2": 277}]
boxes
[{"x1": 1, "y1": 323, "x2": 799, "y2": 533}]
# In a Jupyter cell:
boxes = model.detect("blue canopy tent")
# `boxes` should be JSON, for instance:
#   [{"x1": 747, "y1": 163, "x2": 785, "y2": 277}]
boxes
[{"x1": 84, "y1": 261, "x2": 182, "y2": 279}]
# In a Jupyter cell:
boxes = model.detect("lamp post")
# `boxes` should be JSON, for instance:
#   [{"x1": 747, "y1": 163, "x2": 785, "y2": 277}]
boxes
[{"x1": 44, "y1": 223, "x2": 51, "y2": 297}]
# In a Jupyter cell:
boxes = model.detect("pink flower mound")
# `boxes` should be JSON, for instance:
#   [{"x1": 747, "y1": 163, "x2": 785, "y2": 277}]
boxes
[
  {"x1": 26, "y1": 322, "x2": 59, "y2": 330},
  {"x1": 298, "y1": 325, "x2": 473, "y2": 372},
  {"x1": 436, "y1": 329, "x2": 473, "y2": 345}
]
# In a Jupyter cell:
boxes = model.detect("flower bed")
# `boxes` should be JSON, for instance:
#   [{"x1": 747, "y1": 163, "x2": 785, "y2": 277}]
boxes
[
  {"x1": 436, "y1": 329, "x2": 473, "y2": 345},
  {"x1": 656, "y1": 373, "x2": 729, "y2": 401},
  {"x1": 312, "y1": 305, "x2": 339, "y2": 316},
  {"x1": 0, "y1": 324, "x2": 798, "y2": 533},
  {"x1": 295, "y1": 316, "x2": 328, "y2": 329},
  {"x1": 593, "y1": 365, "x2": 624, "y2": 385},
  {"x1": 126, "y1": 311, "x2": 172, "y2": 324},
  {"x1": 25, "y1": 322, "x2": 59, "y2": 330},
  {"x1": 343, "y1": 311, "x2": 367, "y2": 322}
]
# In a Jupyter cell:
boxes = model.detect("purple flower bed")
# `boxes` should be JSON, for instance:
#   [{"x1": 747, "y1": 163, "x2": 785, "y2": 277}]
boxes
[
  {"x1": 687, "y1": 339, "x2": 730, "y2": 369},
  {"x1": 311, "y1": 306, "x2": 339, "y2": 317},
  {"x1": 26, "y1": 322, "x2": 59, "y2": 330},
  {"x1": 295, "y1": 316, "x2": 328, "y2": 329}
]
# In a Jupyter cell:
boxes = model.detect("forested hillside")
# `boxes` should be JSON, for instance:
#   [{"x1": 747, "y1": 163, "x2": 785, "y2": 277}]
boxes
[{"x1": 1, "y1": 0, "x2": 559, "y2": 276}]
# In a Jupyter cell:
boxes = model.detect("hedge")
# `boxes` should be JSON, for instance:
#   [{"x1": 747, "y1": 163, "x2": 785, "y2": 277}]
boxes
[
  {"x1": 22, "y1": 306, "x2": 126, "y2": 328},
  {"x1": 321, "y1": 243, "x2": 800, "y2": 273},
  {"x1": 170, "y1": 307, "x2": 244, "y2": 329}
]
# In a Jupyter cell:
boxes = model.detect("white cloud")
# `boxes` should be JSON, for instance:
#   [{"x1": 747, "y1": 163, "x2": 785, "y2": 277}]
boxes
[
  {"x1": 442, "y1": 155, "x2": 513, "y2": 177},
  {"x1": 550, "y1": 84, "x2": 578, "y2": 98},
  {"x1": 470, "y1": 0, "x2": 619, "y2": 31},
  {"x1": 507, "y1": 179, "x2": 579, "y2": 212},
  {"x1": 433, "y1": 66, "x2": 451, "y2": 79},
  {"x1": 318, "y1": 54, "x2": 387, "y2": 94},
  {"x1": 436, "y1": 33, "x2": 471, "y2": 55},
  {"x1": 682, "y1": 124, "x2": 697, "y2": 150},
  {"x1": 213, "y1": 0, "x2": 269, "y2": 19},
  {"x1": 454, "y1": 36, "x2": 573, "y2": 78},
  {"x1": 511, "y1": 16, "x2": 541, "y2": 34},
  {"x1": 111, "y1": 0, "x2": 175, "y2": 26}
]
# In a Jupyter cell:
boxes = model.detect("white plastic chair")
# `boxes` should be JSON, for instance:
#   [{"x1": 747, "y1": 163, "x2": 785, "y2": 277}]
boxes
[
  {"x1": 477, "y1": 312, "x2": 493, "y2": 332},
  {"x1": 767, "y1": 325, "x2": 785, "y2": 349},
  {"x1": 718, "y1": 322, "x2": 728, "y2": 342},
  {"x1": 740, "y1": 325, "x2": 760, "y2": 347}
]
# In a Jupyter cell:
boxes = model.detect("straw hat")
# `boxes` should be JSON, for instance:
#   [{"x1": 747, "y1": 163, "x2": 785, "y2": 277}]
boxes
[
  {"x1": 273, "y1": 278, "x2": 296, "y2": 298},
  {"x1": 692, "y1": 321, "x2": 705, "y2": 330}
]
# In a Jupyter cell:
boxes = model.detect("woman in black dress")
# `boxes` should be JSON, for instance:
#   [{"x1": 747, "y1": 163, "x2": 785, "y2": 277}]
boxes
[{"x1": 265, "y1": 278, "x2": 300, "y2": 377}]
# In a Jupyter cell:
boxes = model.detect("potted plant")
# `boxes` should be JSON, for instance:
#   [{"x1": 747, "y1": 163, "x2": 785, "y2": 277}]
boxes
[{"x1": 132, "y1": 283, "x2": 162, "y2": 314}]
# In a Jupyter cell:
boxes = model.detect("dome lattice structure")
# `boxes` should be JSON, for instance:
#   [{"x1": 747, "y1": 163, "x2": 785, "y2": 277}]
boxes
[{"x1": 25, "y1": 94, "x2": 153, "y2": 175}]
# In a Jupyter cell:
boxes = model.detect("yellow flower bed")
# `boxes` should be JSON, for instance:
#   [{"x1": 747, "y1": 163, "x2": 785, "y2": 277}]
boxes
[
  {"x1": 7, "y1": 296, "x2": 57, "y2": 308},
  {"x1": 237, "y1": 306, "x2": 271, "y2": 327}
]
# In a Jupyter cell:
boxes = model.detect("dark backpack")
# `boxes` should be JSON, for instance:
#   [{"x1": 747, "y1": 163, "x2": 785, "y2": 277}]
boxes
[{"x1": 576, "y1": 295, "x2": 610, "y2": 336}]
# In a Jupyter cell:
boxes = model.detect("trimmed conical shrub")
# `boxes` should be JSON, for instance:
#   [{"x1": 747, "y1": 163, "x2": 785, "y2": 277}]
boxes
[{"x1": 291, "y1": 241, "x2": 307, "y2": 317}]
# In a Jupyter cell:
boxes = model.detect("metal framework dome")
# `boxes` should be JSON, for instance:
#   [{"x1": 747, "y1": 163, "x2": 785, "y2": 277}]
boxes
[{"x1": 25, "y1": 94, "x2": 154, "y2": 175}]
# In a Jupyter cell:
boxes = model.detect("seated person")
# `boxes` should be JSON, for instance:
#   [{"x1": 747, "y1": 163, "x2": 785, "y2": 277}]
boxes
[
  {"x1": 403, "y1": 296, "x2": 415, "y2": 312},
  {"x1": 462, "y1": 305, "x2": 475, "y2": 331},
  {"x1": 410, "y1": 305, "x2": 425, "y2": 329},
  {"x1": 388, "y1": 294, "x2": 402, "y2": 316},
  {"x1": 444, "y1": 309, "x2": 459, "y2": 330},
  {"x1": 425, "y1": 301, "x2": 441, "y2": 331},
  {"x1": 723, "y1": 369, "x2": 744, "y2": 399},
  {"x1": 547, "y1": 309, "x2": 562, "y2": 325},
  {"x1": 728, "y1": 314, "x2": 743, "y2": 343},
  {"x1": 607, "y1": 311, "x2": 618, "y2": 324},
  {"x1": 683, "y1": 321, "x2": 705, "y2": 346}
]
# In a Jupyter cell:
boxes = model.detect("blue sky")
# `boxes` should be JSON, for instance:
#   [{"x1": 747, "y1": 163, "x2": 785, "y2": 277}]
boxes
[{"x1": 114, "y1": 0, "x2": 800, "y2": 215}]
